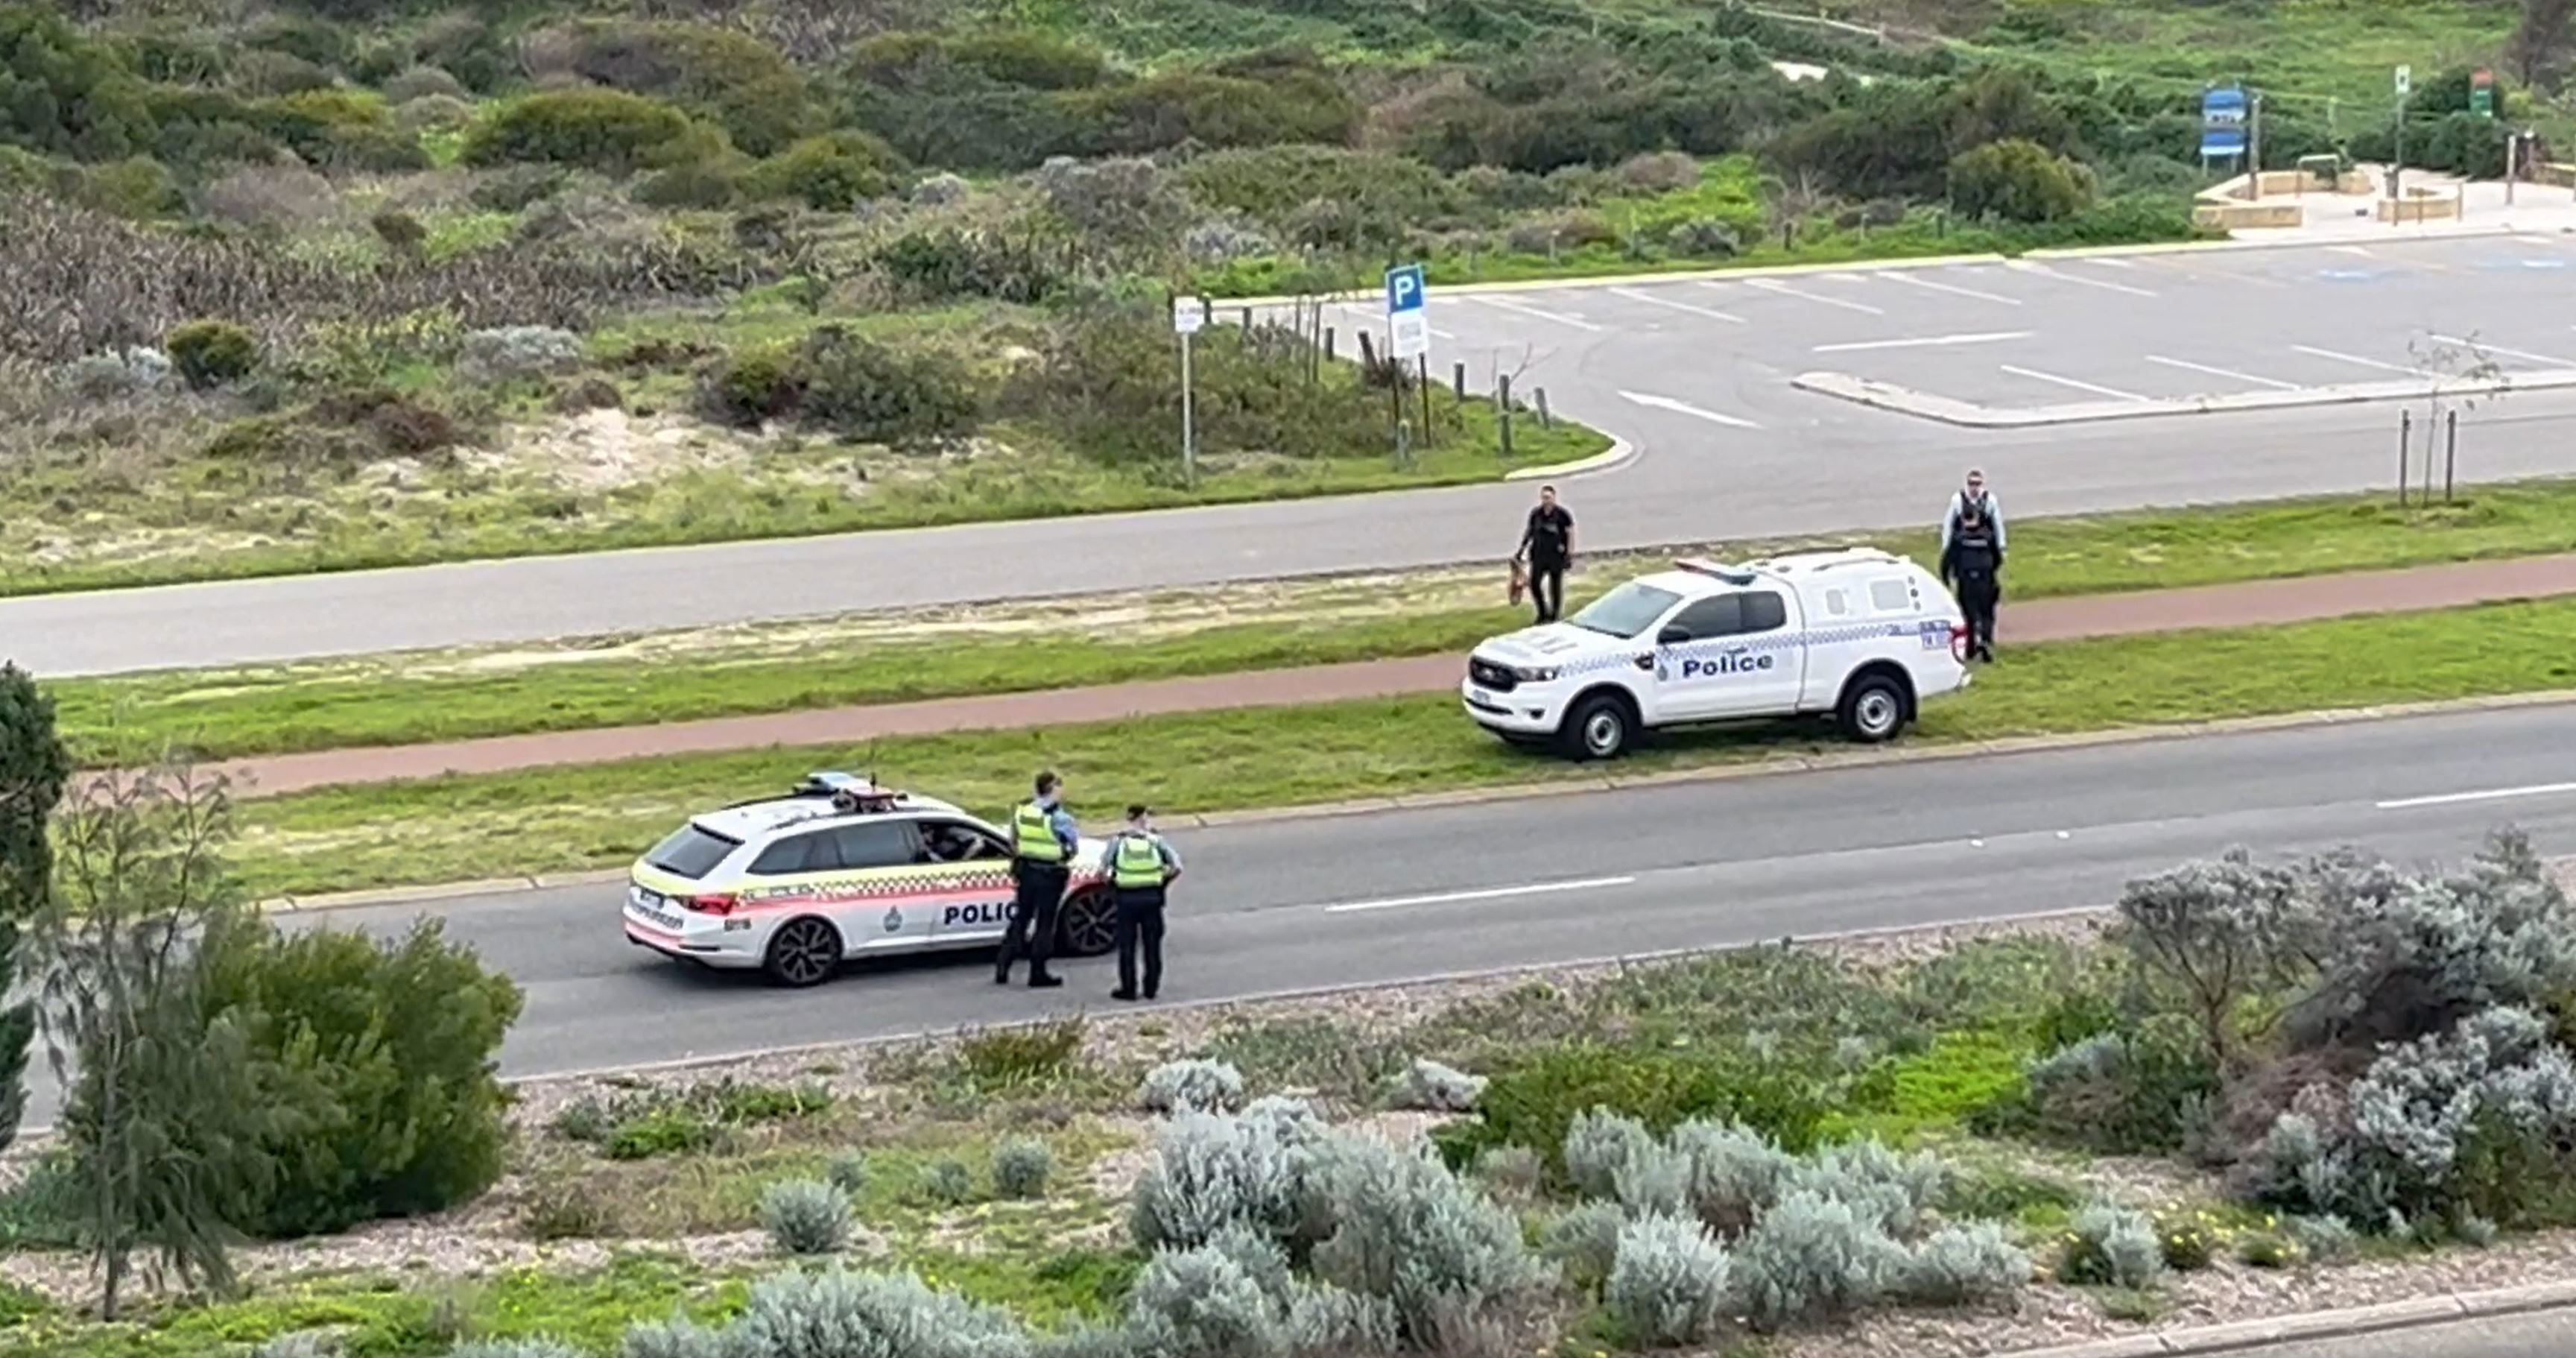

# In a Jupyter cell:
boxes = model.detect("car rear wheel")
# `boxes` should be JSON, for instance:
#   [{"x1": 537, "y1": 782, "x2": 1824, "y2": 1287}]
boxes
[
  {"x1": 1557, "y1": 692, "x2": 1635, "y2": 761},
  {"x1": 1837, "y1": 673, "x2": 1908, "y2": 743},
  {"x1": 1056, "y1": 887, "x2": 1117, "y2": 958},
  {"x1": 763, "y1": 916, "x2": 844, "y2": 988}
]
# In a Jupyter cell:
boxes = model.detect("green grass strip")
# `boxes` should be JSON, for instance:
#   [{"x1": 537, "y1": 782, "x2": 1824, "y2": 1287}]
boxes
[
  {"x1": 59, "y1": 480, "x2": 2576, "y2": 767},
  {"x1": 232, "y1": 596, "x2": 2576, "y2": 900}
]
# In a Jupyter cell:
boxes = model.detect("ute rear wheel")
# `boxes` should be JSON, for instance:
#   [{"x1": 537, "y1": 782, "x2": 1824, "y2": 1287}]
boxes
[
  {"x1": 762, "y1": 916, "x2": 844, "y2": 988},
  {"x1": 1056, "y1": 887, "x2": 1117, "y2": 958},
  {"x1": 1837, "y1": 673, "x2": 1908, "y2": 744}
]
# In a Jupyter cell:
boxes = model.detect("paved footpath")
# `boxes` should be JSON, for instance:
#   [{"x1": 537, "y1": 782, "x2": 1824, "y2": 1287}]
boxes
[{"x1": 195, "y1": 553, "x2": 2576, "y2": 799}]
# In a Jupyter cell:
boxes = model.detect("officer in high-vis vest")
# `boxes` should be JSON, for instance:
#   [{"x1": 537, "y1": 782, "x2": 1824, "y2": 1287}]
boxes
[
  {"x1": 1107, "y1": 803, "x2": 1182, "y2": 1002},
  {"x1": 998, "y1": 769, "x2": 1079, "y2": 989}
]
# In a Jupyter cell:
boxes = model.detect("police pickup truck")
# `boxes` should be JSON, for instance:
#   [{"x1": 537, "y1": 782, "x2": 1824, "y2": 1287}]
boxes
[{"x1": 1462, "y1": 549, "x2": 1970, "y2": 759}]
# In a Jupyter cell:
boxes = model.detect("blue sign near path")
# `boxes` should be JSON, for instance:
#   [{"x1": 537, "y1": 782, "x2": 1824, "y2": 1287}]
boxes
[
  {"x1": 1385, "y1": 263, "x2": 1425, "y2": 316},
  {"x1": 2201, "y1": 86, "x2": 2248, "y2": 160}
]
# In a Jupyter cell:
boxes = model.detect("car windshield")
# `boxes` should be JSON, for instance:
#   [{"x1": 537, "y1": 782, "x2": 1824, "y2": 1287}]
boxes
[
  {"x1": 1568, "y1": 582, "x2": 1682, "y2": 639},
  {"x1": 645, "y1": 824, "x2": 741, "y2": 879}
]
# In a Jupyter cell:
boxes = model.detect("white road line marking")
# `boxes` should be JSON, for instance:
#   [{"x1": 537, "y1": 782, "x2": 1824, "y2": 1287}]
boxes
[
  {"x1": 2292, "y1": 344, "x2": 2428, "y2": 376},
  {"x1": 1999, "y1": 364, "x2": 2147, "y2": 402},
  {"x1": 1813, "y1": 331, "x2": 2032, "y2": 353},
  {"x1": 1323, "y1": 875, "x2": 1639, "y2": 914},
  {"x1": 1882, "y1": 272, "x2": 2024, "y2": 306},
  {"x1": 2376, "y1": 781, "x2": 2576, "y2": 811},
  {"x1": 2332, "y1": 245, "x2": 2376, "y2": 256},
  {"x1": 1618, "y1": 389, "x2": 1763, "y2": 429},
  {"x1": 2144, "y1": 355, "x2": 2301, "y2": 390},
  {"x1": 2007, "y1": 261, "x2": 2158, "y2": 297},
  {"x1": 1608, "y1": 285, "x2": 1746, "y2": 324},
  {"x1": 1825, "y1": 272, "x2": 1869, "y2": 283},
  {"x1": 1469, "y1": 295, "x2": 1603, "y2": 331},
  {"x1": 2428, "y1": 333, "x2": 2574, "y2": 367},
  {"x1": 2089, "y1": 257, "x2": 2141, "y2": 270},
  {"x1": 1740, "y1": 278, "x2": 1886, "y2": 315}
]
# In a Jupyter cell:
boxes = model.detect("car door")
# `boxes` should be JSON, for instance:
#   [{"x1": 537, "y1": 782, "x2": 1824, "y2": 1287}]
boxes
[
  {"x1": 1651, "y1": 593, "x2": 1744, "y2": 721},
  {"x1": 912, "y1": 816, "x2": 1018, "y2": 943},
  {"x1": 1657, "y1": 591, "x2": 1800, "y2": 719},
  {"x1": 820, "y1": 820, "x2": 936, "y2": 952}
]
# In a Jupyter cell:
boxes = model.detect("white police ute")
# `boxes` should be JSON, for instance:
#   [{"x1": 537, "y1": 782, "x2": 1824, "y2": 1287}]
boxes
[
  {"x1": 624, "y1": 773, "x2": 1117, "y2": 988},
  {"x1": 1462, "y1": 549, "x2": 1971, "y2": 759}
]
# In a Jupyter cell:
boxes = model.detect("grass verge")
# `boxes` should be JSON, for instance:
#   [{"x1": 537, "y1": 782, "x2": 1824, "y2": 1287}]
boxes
[
  {"x1": 60, "y1": 479, "x2": 2576, "y2": 766},
  {"x1": 230, "y1": 595, "x2": 2576, "y2": 898}
]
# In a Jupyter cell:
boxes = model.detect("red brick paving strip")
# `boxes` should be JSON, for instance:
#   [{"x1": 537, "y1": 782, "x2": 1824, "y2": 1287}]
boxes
[{"x1": 195, "y1": 553, "x2": 2576, "y2": 800}]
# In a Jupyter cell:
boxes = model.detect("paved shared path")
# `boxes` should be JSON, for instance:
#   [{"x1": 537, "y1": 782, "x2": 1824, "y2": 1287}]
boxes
[
  {"x1": 14, "y1": 236, "x2": 2576, "y2": 678},
  {"x1": 25, "y1": 698, "x2": 2576, "y2": 1134},
  {"x1": 188, "y1": 552, "x2": 2576, "y2": 798}
]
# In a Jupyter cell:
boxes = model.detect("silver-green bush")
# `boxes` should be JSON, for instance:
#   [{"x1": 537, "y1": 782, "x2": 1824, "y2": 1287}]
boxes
[
  {"x1": 724, "y1": 1268, "x2": 1031, "y2": 1358},
  {"x1": 1390, "y1": 1058, "x2": 1486, "y2": 1113},
  {"x1": 1730, "y1": 1189, "x2": 1906, "y2": 1330},
  {"x1": 1563, "y1": 1108, "x2": 1654, "y2": 1200},
  {"x1": 1142, "y1": 1060, "x2": 1248, "y2": 1116},
  {"x1": 1126, "y1": 1244, "x2": 1282, "y2": 1358},
  {"x1": 827, "y1": 1152, "x2": 870, "y2": 1195},
  {"x1": 1902, "y1": 1222, "x2": 2032, "y2": 1305},
  {"x1": 994, "y1": 1137, "x2": 1055, "y2": 1200},
  {"x1": 762, "y1": 1178, "x2": 852, "y2": 1256},
  {"x1": 1306, "y1": 1136, "x2": 1548, "y2": 1348},
  {"x1": 2060, "y1": 1204, "x2": 2165, "y2": 1289},
  {"x1": 620, "y1": 1318, "x2": 732, "y2": 1358},
  {"x1": 1539, "y1": 1201, "x2": 1626, "y2": 1291},
  {"x1": 2287, "y1": 1213, "x2": 2357, "y2": 1262},
  {"x1": 1129, "y1": 1111, "x2": 1313, "y2": 1251},
  {"x1": 1787, "y1": 1139, "x2": 1946, "y2": 1237},
  {"x1": 448, "y1": 1342, "x2": 585, "y2": 1358},
  {"x1": 1605, "y1": 1213, "x2": 1732, "y2": 1348},
  {"x1": 1204, "y1": 1223, "x2": 1294, "y2": 1303},
  {"x1": 255, "y1": 1333, "x2": 341, "y2": 1358},
  {"x1": 1279, "y1": 1284, "x2": 1397, "y2": 1357},
  {"x1": 1668, "y1": 1119, "x2": 1794, "y2": 1234},
  {"x1": 1612, "y1": 1140, "x2": 1692, "y2": 1219},
  {"x1": 920, "y1": 1160, "x2": 976, "y2": 1207}
]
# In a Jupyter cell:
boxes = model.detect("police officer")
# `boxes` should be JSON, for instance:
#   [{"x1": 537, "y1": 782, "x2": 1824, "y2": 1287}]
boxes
[
  {"x1": 1106, "y1": 803, "x2": 1181, "y2": 1002},
  {"x1": 1940, "y1": 505, "x2": 2002, "y2": 663},
  {"x1": 998, "y1": 769, "x2": 1078, "y2": 989}
]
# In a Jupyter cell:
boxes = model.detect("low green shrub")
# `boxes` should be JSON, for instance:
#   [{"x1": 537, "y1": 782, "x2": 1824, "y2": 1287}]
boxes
[
  {"x1": 993, "y1": 1137, "x2": 1054, "y2": 1199},
  {"x1": 2060, "y1": 1204, "x2": 2165, "y2": 1289},
  {"x1": 762, "y1": 1178, "x2": 851, "y2": 1254},
  {"x1": 744, "y1": 131, "x2": 899, "y2": 209},
  {"x1": 167, "y1": 318, "x2": 260, "y2": 388},
  {"x1": 462, "y1": 89, "x2": 694, "y2": 173},
  {"x1": 1441, "y1": 1042, "x2": 1835, "y2": 1175},
  {"x1": 956, "y1": 1017, "x2": 1087, "y2": 1088}
]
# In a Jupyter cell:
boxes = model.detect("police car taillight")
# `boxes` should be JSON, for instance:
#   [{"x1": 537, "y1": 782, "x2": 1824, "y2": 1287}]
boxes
[
  {"x1": 685, "y1": 893, "x2": 738, "y2": 915},
  {"x1": 1949, "y1": 625, "x2": 1969, "y2": 662}
]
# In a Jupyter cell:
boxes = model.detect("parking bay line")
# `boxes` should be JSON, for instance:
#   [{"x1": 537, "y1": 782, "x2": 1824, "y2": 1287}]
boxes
[
  {"x1": 2428, "y1": 333, "x2": 2575, "y2": 367},
  {"x1": 1607, "y1": 285, "x2": 1746, "y2": 324},
  {"x1": 1468, "y1": 294, "x2": 1604, "y2": 332},
  {"x1": 2291, "y1": 344, "x2": 2429, "y2": 377},
  {"x1": 1618, "y1": 389, "x2": 1763, "y2": 429},
  {"x1": 1735, "y1": 278, "x2": 1886, "y2": 315},
  {"x1": 2376, "y1": 780, "x2": 2576, "y2": 811},
  {"x1": 2144, "y1": 355, "x2": 2301, "y2": 390},
  {"x1": 2005, "y1": 261, "x2": 2159, "y2": 298},
  {"x1": 1323, "y1": 874, "x2": 1639, "y2": 914},
  {"x1": 1999, "y1": 364, "x2": 2147, "y2": 402},
  {"x1": 1880, "y1": 272, "x2": 2023, "y2": 306},
  {"x1": 1814, "y1": 331, "x2": 2031, "y2": 353}
]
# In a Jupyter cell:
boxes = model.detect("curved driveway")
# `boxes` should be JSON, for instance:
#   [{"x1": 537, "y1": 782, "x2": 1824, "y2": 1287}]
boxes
[{"x1": 14, "y1": 236, "x2": 2576, "y2": 677}]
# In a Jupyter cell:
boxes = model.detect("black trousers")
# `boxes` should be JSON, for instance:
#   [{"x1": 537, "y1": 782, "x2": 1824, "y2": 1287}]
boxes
[
  {"x1": 999, "y1": 862, "x2": 1067, "y2": 980},
  {"x1": 1958, "y1": 575, "x2": 1999, "y2": 657},
  {"x1": 1529, "y1": 559, "x2": 1566, "y2": 623},
  {"x1": 1113, "y1": 887, "x2": 1167, "y2": 997}
]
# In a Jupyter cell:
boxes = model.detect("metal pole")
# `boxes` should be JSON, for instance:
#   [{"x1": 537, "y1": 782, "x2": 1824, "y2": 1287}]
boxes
[
  {"x1": 2444, "y1": 408, "x2": 2458, "y2": 501},
  {"x1": 2398, "y1": 408, "x2": 2411, "y2": 505},
  {"x1": 1498, "y1": 373, "x2": 1515, "y2": 460},
  {"x1": 1180, "y1": 329, "x2": 1197, "y2": 490},
  {"x1": 2422, "y1": 408, "x2": 2436, "y2": 503},
  {"x1": 2393, "y1": 92, "x2": 2407, "y2": 202},
  {"x1": 1452, "y1": 361, "x2": 1466, "y2": 400},
  {"x1": 1417, "y1": 356, "x2": 1433, "y2": 449},
  {"x1": 2245, "y1": 89, "x2": 2263, "y2": 200}
]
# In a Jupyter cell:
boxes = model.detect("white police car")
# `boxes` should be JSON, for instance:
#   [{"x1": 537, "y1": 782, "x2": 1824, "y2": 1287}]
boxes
[
  {"x1": 623, "y1": 773, "x2": 1116, "y2": 987},
  {"x1": 1463, "y1": 549, "x2": 1970, "y2": 759}
]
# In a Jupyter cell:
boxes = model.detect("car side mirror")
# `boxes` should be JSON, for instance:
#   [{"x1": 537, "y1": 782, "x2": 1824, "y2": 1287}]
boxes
[{"x1": 1656, "y1": 625, "x2": 1691, "y2": 645}]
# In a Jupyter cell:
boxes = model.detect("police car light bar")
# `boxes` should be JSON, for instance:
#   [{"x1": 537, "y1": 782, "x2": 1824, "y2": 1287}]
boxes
[{"x1": 1674, "y1": 557, "x2": 1757, "y2": 584}]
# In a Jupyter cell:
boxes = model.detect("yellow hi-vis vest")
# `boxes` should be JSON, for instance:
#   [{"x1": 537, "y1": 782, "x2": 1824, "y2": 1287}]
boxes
[
  {"x1": 1113, "y1": 833, "x2": 1165, "y2": 889},
  {"x1": 1013, "y1": 801, "x2": 1065, "y2": 863}
]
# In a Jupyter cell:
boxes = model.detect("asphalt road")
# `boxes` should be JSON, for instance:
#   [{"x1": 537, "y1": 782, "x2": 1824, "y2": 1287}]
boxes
[
  {"x1": 18, "y1": 700, "x2": 2576, "y2": 1134},
  {"x1": 2208, "y1": 1308, "x2": 2576, "y2": 1358},
  {"x1": 15, "y1": 236, "x2": 2576, "y2": 677}
]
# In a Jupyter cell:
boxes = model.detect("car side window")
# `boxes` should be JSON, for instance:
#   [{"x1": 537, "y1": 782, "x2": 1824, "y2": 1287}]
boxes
[
  {"x1": 916, "y1": 818, "x2": 1007, "y2": 865},
  {"x1": 1738, "y1": 591, "x2": 1788, "y2": 633},
  {"x1": 1662, "y1": 595, "x2": 1741, "y2": 641},
  {"x1": 829, "y1": 821, "x2": 918, "y2": 871},
  {"x1": 1869, "y1": 578, "x2": 1912, "y2": 613},
  {"x1": 750, "y1": 832, "x2": 837, "y2": 876}
]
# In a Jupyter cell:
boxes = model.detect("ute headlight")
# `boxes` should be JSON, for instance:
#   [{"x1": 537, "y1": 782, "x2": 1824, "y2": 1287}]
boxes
[{"x1": 1513, "y1": 665, "x2": 1561, "y2": 683}]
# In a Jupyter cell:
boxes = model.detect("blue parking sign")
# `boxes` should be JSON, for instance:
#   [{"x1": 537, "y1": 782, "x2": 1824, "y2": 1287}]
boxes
[{"x1": 1385, "y1": 263, "x2": 1425, "y2": 315}]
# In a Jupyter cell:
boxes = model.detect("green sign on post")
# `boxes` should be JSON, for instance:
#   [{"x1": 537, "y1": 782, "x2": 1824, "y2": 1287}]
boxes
[{"x1": 2472, "y1": 69, "x2": 2495, "y2": 117}]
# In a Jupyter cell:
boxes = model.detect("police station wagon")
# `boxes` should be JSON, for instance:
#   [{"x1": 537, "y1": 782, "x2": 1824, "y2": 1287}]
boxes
[
  {"x1": 624, "y1": 774, "x2": 1116, "y2": 988},
  {"x1": 1463, "y1": 549, "x2": 1971, "y2": 759}
]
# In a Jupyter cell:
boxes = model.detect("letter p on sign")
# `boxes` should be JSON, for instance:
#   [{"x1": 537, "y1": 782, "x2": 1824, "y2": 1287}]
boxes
[{"x1": 1385, "y1": 264, "x2": 1425, "y2": 315}]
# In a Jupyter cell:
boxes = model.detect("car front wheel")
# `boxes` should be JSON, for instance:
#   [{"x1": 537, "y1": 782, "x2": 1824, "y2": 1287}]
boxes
[
  {"x1": 1056, "y1": 887, "x2": 1118, "y2": 958},
  {"x1": 1557, "y1": 692, "x2": 1635, "y2": 761},
  {"x1": 762, "y1": 916, "x2": 844, "y2": 988}
]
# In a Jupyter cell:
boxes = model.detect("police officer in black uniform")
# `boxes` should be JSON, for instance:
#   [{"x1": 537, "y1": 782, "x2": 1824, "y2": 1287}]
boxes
[{"x1": 1940, "y1": 505, "x2": 2002, "y2": 662}]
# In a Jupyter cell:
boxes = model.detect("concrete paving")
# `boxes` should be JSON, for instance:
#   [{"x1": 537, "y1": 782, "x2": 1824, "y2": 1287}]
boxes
[
  {"x1": 2148, "y1": 1306, "x2": 2576, "y2": 1358},
  {"x1": 16, "y1": 236, "x2": 2576, "y2": 677},
  {"x1": 19, "y1": 698, "x2": 2576, "y2": 1134}
]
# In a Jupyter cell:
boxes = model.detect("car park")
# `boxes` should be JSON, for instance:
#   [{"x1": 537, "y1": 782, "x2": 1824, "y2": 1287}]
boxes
[
  {"x1": 623, "y1": 773, "x2": 1115, "y2": 987},
  {"x1": 1462, "y1": 549, "x2": 1971, "y2": 759}
]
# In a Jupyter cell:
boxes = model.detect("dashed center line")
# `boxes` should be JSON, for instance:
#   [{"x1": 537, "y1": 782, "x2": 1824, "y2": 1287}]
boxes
[
  {"x1": 2332, "y1": 245, "x2": 2376, "y2": 256},
  {"x1": 1618, "y1": 389, "x2": 1763, "y2": 429},
  {"x1": 1882, "y1": 272, "x2": 2024, "y2": 306},
  {"x1": 2007, "y1": 262, "x2": 2159, "y2": 297},
  {"x1": 1607, "y1": 285, "x2": 1747, "y2": 324},
  {"x1": 2000, "y1": 364, "x2": 2148, "y2": 402},
  {"x1": 2144, "y1": 355, "x2": 2301, "y2": 390},
  {"x1": 1469, "y1": 294, "x2": 1602, "y2": 331},
  {"x1": 2088, "y1": 257, "x2": 2142, "y2": 270},
  {"x1": 2428, "y1": 333, "x2": 2575, "y2": 367},
  {"x1": 2291, "y1": 344, "x2": 2428, "y2": 376},
  {"x1": 2376, "y1": 781, "x2": 2576, "y2": 811},
  {"x1": 1737, "y1": 278, "x2": 1886, "y2": 315},
  {"x1": 1814, "y1": 331, "x2": 2031, "y2": 353},
  {"x1": 1323, "y1": 875, "x2": 1639, "y2": 914}
]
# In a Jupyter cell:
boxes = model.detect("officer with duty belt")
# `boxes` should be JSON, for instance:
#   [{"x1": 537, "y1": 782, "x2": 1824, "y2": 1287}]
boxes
[
  {"x1": 999, "y1": 769, "x2": 1078, "y2": 989},
  {"x1": 1106, "y1": 803, "x2": 1182, "y2": 1002}
]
